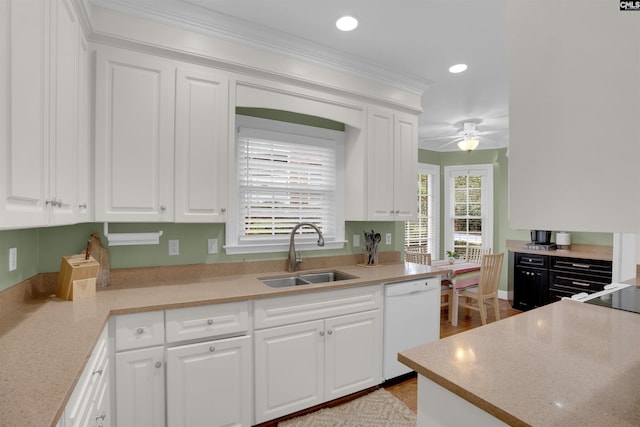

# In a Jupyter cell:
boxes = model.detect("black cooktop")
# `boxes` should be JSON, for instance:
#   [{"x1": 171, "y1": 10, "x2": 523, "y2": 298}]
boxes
[{"x1": 585, "y1": 285, "x2": 640, "y2": 314}]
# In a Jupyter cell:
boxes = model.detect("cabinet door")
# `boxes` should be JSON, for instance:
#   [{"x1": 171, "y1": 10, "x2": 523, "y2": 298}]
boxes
[
  {"x1": 115, "y1": 346, "x2": 165, "y2": 427},
  {"x1": 367, "y1": 108, "x2": 395, "y2": 221},
  {"x1": 324, "y1": 309, "x2": 382, "y2": 401},
  {"x1": 254, "y1": 320, "x2": 324, "y2": 423},
  {"x1": 0, "y1": 0, "x2": 50, "y2": 227},
  {"x1": 393, "y1": 113, "x2": 418, "y2": 221},
  {"x1": 49, "y1": 0, "x2": 80, "y2": 225},
  {"x1": 95, "y1": 46, "x2": 175, "y2": 221},
  {"x1": 166, "y1": 335, "x2": 251, "y2": 427},
  {"x1": 175, "y1": 66, "x2": 229, "y2": 222},
  {"x1": 513, "y1": 266, "x2": 547, "y2": 311},
  {"x1": 76, "y1": 33, "x2": 93, "y2": 222}
]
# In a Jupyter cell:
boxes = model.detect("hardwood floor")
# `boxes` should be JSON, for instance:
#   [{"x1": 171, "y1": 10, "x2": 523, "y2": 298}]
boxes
[{"x1": 384, "y1": 299, "x2": 522, "y2": 412}]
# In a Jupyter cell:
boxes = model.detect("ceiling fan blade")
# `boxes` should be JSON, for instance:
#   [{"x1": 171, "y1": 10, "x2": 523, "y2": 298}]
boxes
[{"x1": 423, "y1": 134, "x2": 461, "y2": 141}]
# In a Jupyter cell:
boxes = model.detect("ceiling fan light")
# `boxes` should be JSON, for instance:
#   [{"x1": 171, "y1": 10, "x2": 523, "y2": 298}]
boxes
[
  {"x1": 336, "y1": 16, "x2": 358, "y2": 31},
  {"x1": 458, "y1": 139, "x2": 479, "y2": 152}
]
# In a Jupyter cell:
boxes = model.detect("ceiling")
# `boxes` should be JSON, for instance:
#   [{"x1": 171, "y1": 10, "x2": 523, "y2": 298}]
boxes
[{"x1": 91, "y1": 0, "x2": 509, "y2": 152}]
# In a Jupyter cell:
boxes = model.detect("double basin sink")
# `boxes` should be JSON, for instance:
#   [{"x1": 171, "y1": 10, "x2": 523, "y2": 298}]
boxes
[{"x1": 260, "y1": 270, "x2": 357, "y2": 288}]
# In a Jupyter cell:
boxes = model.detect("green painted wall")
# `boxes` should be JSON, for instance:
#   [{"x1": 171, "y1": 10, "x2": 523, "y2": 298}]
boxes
[{"x1": 0, "y1": 221, "x2": 400, "y2": 292}]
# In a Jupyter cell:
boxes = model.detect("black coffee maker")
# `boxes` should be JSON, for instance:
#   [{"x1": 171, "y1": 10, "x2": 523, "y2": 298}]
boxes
[{"x1": 530, "y1": 230, "x2": 552, "y2": 245}]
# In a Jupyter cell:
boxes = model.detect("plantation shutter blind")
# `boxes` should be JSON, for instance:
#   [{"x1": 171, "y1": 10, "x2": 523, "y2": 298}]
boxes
[{"x1": 237, "y1": 127, "x2": 337, "y2": 243}]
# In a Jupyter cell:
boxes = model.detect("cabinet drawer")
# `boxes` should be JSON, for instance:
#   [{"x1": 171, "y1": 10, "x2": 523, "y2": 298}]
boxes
[
  {"x1": 65, "y1": 325, "x2": 109, "y2": 427},
  {"x1": 515, "y1": 252, "x2": 548, "y2": 268},
  {"x1": 548, "y1": 271, "x2": 610, "y2": 294},
  {"x1": 550, "y1": 256, "x2": 612, "y2": 277},
  {"x1": 254, "y1": 285, "x2": 383, "y2": 330},
  {"x1": 115, "y1": 311, "x2": 165, "y2": 351},
  {"x1": 165, "y1": 301, "x2": 249, "y2": 343}
]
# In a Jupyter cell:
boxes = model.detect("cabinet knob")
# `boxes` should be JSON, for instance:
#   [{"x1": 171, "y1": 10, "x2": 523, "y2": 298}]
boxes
[
  {"x1": 79, "y1": 203, "x2": 87, "y2": 210},
  {"x1": 155, "y1": 361, "x2": 162, "y2": 368},
  {"x1": 319, "y1": 331, "x2": 325, "y2": 336},
  {"x1": 220, "y1": 208, "x2": 226, "y2": 213},
  {"x1": 395, "y1": 210, "x2": 400, "y2": 214},
  {"x1": 207, "y1": 319, "x2": 213, "y2": 325},
  {"x1": 209, "y1": 346, "x2": 216, "y2": 352},
  {"x1": 160, "y1": 205, "x2": 166, "y2": 211},
  {"x1": 136, "y1": 327, "x2": 144, "y2": 334},
  {"x1": 327, "y1": 329, "x2": 333, "y2": 335}
]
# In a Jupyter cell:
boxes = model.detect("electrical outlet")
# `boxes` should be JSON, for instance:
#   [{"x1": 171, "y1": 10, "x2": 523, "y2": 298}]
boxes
[
  {"x1": 168, "y1": 240, "x2": 179, "y2": 256},
  {"x1": 385, "y1": 233, "x2": 392, "y2": 245},
  {"x1": 353, "y1": 234, "x2": 360, "y2": 247},
  {"x1": 207, "y1": 238, "x2": 218, "y2": 254},
  {"x1": 9, "y1": 248, "x2": 17, "y2": 271}
]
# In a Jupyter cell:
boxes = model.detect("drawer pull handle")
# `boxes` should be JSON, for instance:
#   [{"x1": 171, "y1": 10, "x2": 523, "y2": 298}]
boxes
[
  {"x1": 572, "y1": 263, "x2": 590, "y2": 268},
  {"x1": 155, "y1": 361, "x2": 162, "y2": 368},
  {"x1": 136, "y1": 327, "x2": 144, "y2": 334},
  {"x1": 92, "y1": 368, "x2": 103, "y2": 376},
  {"x1": 572, "y1": 281, "x2": 590, "y2": 287},
  {"x1": 96, "y1": 413, "x2": 106, "y2": 421},
  {"x1": 207, "y1": 319, "x2": 213, "y2": 325},
  {"x1": 319, "y1": 331, "x2": 325, "y2": 336},
  {"x1": 209, "y1": 346, "x2": 215, "y2": 352}
]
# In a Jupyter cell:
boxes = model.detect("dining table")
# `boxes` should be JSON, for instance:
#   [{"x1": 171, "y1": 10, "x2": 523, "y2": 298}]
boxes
[{"x1": 432, "y1": 259, "x2": 482, "y2": 326}]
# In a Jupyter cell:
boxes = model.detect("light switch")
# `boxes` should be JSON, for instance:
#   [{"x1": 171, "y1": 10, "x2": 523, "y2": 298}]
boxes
[
  {"x1": 353, "y1": 235, "x2": 360, "y2": 247},
  {"x1": 9, "y1": 248, "x2": 17, "y2": 271},
  {"x1": 168, "y1": 240, "x2": 179, "y2": 256}
]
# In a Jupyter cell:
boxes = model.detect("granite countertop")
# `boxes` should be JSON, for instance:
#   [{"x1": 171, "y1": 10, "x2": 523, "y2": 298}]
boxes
[
  {"x1": 0, "y1": 260, "x2": 447, "y2": 427},
  {"x1": 399, "y1": 299, "x2": 640, "y2": 427},
  {"x1": 505, "y1": 239, "x2": 613, "y2": 261}
]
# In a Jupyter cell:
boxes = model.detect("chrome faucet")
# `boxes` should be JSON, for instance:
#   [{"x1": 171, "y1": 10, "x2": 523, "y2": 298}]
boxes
[{"x1": 288, "y1": 222, "x2": 325, "y2": 272}]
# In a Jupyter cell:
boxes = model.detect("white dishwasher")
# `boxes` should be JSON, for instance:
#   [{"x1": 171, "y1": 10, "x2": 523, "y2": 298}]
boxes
[{"x1": 383, "y1": 276, "x2": 441, "y2": 380}]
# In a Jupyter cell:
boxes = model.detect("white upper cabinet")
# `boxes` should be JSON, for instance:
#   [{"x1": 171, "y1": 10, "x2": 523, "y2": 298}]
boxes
[
  {"x1": 175, "y1": 66, "x2": 229, "y2": 222},
  {"x1": 0, "y1": 0, "x2": 83, "y2": 228},
  {"x1": 49, "y1": 0, "x2": 80, "y2": 225},
  {"x1": 367, "y1": 108, "x2": 418, "y2": 221},
  {"x1": 95, "y1": 45, "x2": 175, "y2": 222}
]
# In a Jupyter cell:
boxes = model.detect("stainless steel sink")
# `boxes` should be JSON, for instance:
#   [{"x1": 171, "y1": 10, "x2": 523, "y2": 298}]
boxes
[
  {"x1": 298, "y1": 271, "x2": 356, "y2": 283},
  {"x1": 260, "y1": 271, "x2": 357, "y2": 288}
]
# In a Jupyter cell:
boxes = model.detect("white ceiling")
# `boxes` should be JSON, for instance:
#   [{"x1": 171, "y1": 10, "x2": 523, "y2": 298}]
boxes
[{"x1": 92, "y1": 0, "x2": 509, "y2": 152}]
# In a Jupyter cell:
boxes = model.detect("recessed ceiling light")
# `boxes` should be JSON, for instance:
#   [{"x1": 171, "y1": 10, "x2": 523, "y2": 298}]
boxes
[
  {"x1": 449, "y1": 64, "x2": 468, "y2": 74},
  {"x1": 336, "y1": 16, "x2": 358, "y2": 32}
]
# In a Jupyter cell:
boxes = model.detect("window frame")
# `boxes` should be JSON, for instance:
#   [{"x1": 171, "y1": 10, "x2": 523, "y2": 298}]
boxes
[
  {"x1": 225, "y1": 115, "x2": 345, "y2": 255},
  {"x1": 443, "y1": 164, "x2": 493, "y2": 258},
  {"x1": 405, "y1": 163, "x2": 440, "y2": 259}
]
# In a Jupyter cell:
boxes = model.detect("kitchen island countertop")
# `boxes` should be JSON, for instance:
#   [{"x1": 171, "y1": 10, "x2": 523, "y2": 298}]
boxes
[
  {"x1": 0, "y1": 260, "x2": 446, "y2": 427},
  {"x1": 399, "y1": 298, "x2": 640, "y2": 427}
]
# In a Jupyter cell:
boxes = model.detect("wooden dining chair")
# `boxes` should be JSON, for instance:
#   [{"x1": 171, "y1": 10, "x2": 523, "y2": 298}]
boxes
[
  {"x1": 405, "y1": 246, "x2": 453, "y2": 322},
  {"x1": 454, "y1": 252, "x2": 504, "y2": 325},
  {"x1": 465, "y1": 247, "x2": 491, "y2": 264},
  {"x1": 405, "y1": 246, "x2": 431, "y2": 266}
]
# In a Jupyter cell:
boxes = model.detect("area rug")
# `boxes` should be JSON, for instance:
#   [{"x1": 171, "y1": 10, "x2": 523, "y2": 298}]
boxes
[{"x1": 278, "y1": 389, "x2": 417, "y2": 427}]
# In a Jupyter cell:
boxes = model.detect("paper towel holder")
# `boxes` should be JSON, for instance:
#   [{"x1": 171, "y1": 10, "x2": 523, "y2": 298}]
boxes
[{"x1": 556, "y1": 232, "x2": 571, "y2": 251}]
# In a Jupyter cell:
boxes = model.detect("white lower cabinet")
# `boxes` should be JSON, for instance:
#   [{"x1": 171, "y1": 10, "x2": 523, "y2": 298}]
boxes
[
  {"x1": 115, "y1": 346, "x2": 166, "y2": 427},
  {"x1": 253, "y1": 286, "x2": 383, "y2": 423},
  {"x1": 64, "y1": 325, "x2": 111, "y2": 427},
  {"x1": 166, "y1": 335, "x2": 251, "y2": 427},
  {"x1": 113, "y1": 301, "x2": 251, "y2": 426}
]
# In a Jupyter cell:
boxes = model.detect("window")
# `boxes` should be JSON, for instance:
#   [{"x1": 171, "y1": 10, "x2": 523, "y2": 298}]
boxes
[
  {"x1": 225, "y1": 115, "x2": 345, "y2": 254},
  {"x1": 444, "y1": 164, "x2": 493, "y2": 259},
  {"x1": 405, "y1": 163, "x2": 440, "y2": 258}
]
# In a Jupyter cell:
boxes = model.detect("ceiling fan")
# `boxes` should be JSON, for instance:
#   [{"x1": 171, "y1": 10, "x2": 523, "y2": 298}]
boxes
[{"x1": 424, "y1": 122, "x2": 501, "y2": 151}]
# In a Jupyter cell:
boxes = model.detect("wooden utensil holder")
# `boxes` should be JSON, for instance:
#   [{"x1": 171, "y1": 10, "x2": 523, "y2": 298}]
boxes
[{"x1": 56, "y1": 255, "x2": 100, "y2": 301}]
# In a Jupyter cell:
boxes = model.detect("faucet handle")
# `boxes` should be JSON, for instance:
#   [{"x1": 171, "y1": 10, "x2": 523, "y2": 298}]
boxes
[{"x1": 295, "y1": 251, "x2": 302, "y2": 263}]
